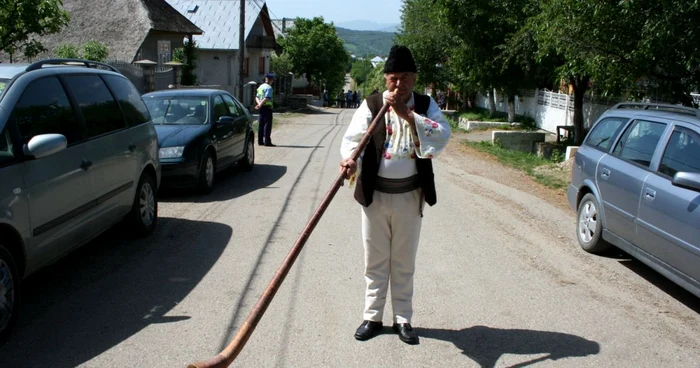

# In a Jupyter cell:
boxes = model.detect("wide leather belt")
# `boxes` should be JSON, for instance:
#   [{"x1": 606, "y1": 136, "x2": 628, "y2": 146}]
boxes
[{"x1": 375, "y1": 175, "x2": 420, "y2": 194}]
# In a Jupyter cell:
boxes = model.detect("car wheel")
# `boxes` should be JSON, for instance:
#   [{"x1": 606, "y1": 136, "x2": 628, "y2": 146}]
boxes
[
  {"x1": 239, "y1": 137, "x2": 254, "y2": 172},
  {"x1": 198, "y1": 150, "x2": 216, "y2": 193},
  {"x1": 0, "y1": 245, "x2": 19, "y2": 345},
  {"x1": 126, "y1": 173, "x2": 158, "y2": 237},
  {"x1": 577, "y1": 193, "x2": 611, "y2": 253}
]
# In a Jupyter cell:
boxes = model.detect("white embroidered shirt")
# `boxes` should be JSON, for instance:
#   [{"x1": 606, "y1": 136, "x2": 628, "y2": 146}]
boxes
[{"x1": 340, "y1": 91, "x2": 451, "y2": 186}]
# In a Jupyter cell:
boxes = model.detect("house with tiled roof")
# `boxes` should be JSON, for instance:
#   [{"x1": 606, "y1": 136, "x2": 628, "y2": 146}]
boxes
[
  {"x1": 0, "y1": 0, "x2": 203, "y2": 66},
  {"x1": 166, "y1": 0, "x2": 277, "y2": 105}
]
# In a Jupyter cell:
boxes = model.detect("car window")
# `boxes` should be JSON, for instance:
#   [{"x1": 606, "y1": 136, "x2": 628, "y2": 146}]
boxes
[
  {"x1": 0, "y1": 128, "x2": 15, "y2": 166},
  {"x1": 213, "y1": 95, "x2": 229, "y2": 122},
  {"x1": 612, "y1": 119, "x2": 667, "y2": 168},
  {"x1": 13, "y1": 76, "x2": 81, "y2": 145},
  {"x1": 63, "y1": 74, "x2": 126, "y2": 138},
  {"x1": 658, "y1": 127, "x2": 700, "y2": 177},
  {"x1": 222, "y1": 94, "x2": 243, "y2": 117},
  {"x1": 102, "y1": 75, "x2": 151, "y2": 127},
  {"x1": 0, "y1": 78, "x2": 10, "y2": 96},
  {"x1": 144, "y1": 96, "x2": 208, "y2": 125},
  {"x1": 584, "y1": 117, "x2": 628, "y2": 151}
]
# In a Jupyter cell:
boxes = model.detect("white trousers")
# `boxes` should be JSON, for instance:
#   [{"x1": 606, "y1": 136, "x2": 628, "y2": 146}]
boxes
[{"x1": 361, "y1": 189, "x2": 422, "y2": 324}]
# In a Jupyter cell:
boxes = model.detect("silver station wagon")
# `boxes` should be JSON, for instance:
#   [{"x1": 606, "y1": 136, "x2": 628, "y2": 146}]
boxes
[
  {"x1": 568, "y1": 102, "x2": 700, "y2": 298},
  {"x1": 0, "y1": 59, "x2": 160, "y2": 343}
]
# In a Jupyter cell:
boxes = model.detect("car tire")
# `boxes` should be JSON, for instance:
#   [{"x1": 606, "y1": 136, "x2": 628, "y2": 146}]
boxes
[
  {"x1": 198, "y1": 150, "x2": 216, "y2": 194},
  {"x1": 126, "y1": 173, "x2": 158, "y2": 237},
  {"x1": 577, "y1": 193, "x2": 612, "y2": 253},
  {"x1": 239, "y1": 137, "x2": 254, "y2": 172},
  {"x1": 0, "y1": 245, "x2": 20, "y2": 345}
]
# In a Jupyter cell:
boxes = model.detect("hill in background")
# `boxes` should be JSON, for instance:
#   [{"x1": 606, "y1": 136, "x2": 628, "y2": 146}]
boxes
[
  {"x1": 336, "y1": 27, "x2": 397, "y2": 58},
  {"x1": 335, "y1": 20, "x2": 399, "y2": 33}
]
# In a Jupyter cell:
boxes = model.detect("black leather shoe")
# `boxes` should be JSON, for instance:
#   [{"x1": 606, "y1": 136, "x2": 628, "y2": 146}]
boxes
[
  {"x1": 264, "y1": 142, "x2": 276, "y2": 147},
  {"x1": 354, "y1": 320, "x2": 383, "y2": 341},
  {"x1": 393, "y1": 323, "x2": 419, "y2": 344}
]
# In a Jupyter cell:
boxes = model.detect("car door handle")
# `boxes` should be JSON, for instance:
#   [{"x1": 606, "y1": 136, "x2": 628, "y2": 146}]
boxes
[
  {"x1": 644, "y1": 188, "x2": 656, "y2": 201},
  {"x1": 128, "y1": 144, "x2": 136, "y2": 152},
  {"x1": 601, "y1": 168, "x2": 611, "y2": 179},
  {"x1": 81, "y1": 159, "x2": 93, "y2": 170}
]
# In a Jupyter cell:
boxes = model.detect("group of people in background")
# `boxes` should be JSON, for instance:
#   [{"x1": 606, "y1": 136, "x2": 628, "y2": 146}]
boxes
[
  {"x1": 323, "y1": 89, "x2": 364, "y2": 108},
  {"x1": 322, "y1": 88, "x2": 449, "y2": 110}
]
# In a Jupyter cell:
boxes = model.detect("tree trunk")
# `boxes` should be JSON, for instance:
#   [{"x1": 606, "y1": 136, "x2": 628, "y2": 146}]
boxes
[
  {"x1": 571, "y1": 75, "x2": 590, "y2": 146},
  {"x1": 488, "y1": 89, "x2": 497, "y2": 116},
  {"x1": 507, "y1": 94, "x2": 516, "y2": 124}
]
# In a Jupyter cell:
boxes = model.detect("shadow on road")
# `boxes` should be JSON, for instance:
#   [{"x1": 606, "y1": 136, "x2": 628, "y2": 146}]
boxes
[
  {"x1": 266, "y1": 145, "x2": 325, "y2": 149},
  {"x1": 596, "y1": 248, "x2": 700, "y2": 313},
  {"x1": 417, "y1": 325, "x2": 600, "y2": 368},
  {"x1": 0, "y1": 217, "x2": 232, "y2": 367},
  {"x1": 617, "y1": 257, "x2": 700, "y2": 314},
  {"x1": 158, "y1": 163, "x2": 287, "y2": 203}
]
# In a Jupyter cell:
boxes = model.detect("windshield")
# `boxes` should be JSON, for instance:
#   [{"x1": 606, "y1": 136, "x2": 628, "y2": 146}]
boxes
[
  {"x1": 0, "y1": 78, "x2": 10, "y2": 96},
  {"x1": 144, "y1": 96, "x2": 209, "y2": 125}
]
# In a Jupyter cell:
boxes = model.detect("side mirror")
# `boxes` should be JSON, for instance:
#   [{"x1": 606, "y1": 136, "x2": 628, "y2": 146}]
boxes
[
  {"x1": 23, "y1": 134, "x2": 67, "y2": 159},
  {"x1": 672, "y1": 172, "x2": 700, "y2": 192},
  {"x1": 217, "y1": 116, "x2": 234, "y2": 125}
]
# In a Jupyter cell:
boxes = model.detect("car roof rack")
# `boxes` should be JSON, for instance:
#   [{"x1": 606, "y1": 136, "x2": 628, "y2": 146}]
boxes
[
  {"x1": 25, "y1": 58, "x2": 120, "y2": 73},
  {"x1": 612, "y1": 102, "x2": 700, "y2": 118}
]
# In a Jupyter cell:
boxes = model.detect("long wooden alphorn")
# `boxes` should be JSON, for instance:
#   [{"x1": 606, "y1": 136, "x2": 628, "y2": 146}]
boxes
[{"x1": 187, "y1": 103, "x2": 390, "y2": 368}]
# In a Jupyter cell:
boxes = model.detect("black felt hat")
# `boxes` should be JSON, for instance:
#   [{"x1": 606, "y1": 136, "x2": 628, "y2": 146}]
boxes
[{"x1": 383, "y1": 45, "x2": 417, "y2": 73}]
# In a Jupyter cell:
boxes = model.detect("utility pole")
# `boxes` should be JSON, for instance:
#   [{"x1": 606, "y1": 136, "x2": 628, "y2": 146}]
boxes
[{"x1": 238, "y1": 0, "x2": 245, "y2": 101}]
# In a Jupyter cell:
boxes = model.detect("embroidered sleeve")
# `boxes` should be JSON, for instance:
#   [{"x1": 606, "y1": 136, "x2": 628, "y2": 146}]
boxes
[
  {"x1": 340, "y1": 100, "x2": 372, "y2": 188},
  {"x1": 412, "y1": 98, "x2": 451, "y2": 158}
]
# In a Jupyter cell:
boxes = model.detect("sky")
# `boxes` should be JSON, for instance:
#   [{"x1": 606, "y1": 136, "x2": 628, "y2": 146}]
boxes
[{"x1": 262, "y1": 0, "x2": 403, "y2": 26}]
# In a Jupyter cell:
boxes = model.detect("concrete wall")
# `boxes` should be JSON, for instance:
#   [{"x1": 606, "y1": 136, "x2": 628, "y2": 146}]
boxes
[
  {"x1": 475, "y1": 89, "x2": 616, "y2": 134},
  {"x1": 492, "y1": 131, "x2": 546, "y2": 153}
]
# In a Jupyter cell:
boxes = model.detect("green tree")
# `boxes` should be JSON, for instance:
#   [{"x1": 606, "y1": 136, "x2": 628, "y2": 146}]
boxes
[
  {"x1": 350, "y1": 58, "x2": 372, "y2": 87},
  {"x1": 0, "y1": 0, "x2": 70, "y2": 62},
  {"x1": 55, "y1": 41, "x2": 109, "y2": 61},
  {"x1": 270, "y1": 51, "x2": 293, "y2": 75},
  {"x1": 180, "y1": 36, "x2": 198, "y2": 85},
  {"x1": 54, "y1": 43, "x2": 79, "y2": 59},
  {"x1": 81, "y1": 40, "x2": 108, "y2": 61},
  {"x1": 531, "y1": 0, "x2": 700, "y2": 143},
  {"x1": 365, "y1": 62, "x2": 387, "y2": 95},
  {"x1": 278, "y1": 17, "x2": 349, "y2": 94},
  {"x1": 396, "y1": 0, "x2": 455, "y2": 93},
  {"x1": 434, "y1": 0, "x2": 548, "y2": 122}
]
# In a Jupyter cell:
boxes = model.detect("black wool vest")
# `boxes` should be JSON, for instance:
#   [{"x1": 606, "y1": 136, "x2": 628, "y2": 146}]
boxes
[{"x1": 353, "y1": 91, "x2": 437, "y2": 208}]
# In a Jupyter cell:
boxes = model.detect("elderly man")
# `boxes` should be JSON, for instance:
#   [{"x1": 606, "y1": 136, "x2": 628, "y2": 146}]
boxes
[
  {"x1": 339, "y1": 45, "x2": 451, "y2": 344},
  {"x1": 255, "y1": 73, "x2": 276, "y2": 146}
]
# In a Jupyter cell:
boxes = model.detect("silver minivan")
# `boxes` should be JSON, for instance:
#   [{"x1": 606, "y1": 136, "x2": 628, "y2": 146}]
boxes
[
  {"x1": 0, "y1": 59, "x2": 161, "y2": 343},
  {"x1": 568, "y1": 102, "x2": 700, "y2": 299}
]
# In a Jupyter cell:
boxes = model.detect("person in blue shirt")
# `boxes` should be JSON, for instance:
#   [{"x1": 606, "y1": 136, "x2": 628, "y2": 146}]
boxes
[{"x1": 255, "y1": 73, "x2": 276, "y2": 146}]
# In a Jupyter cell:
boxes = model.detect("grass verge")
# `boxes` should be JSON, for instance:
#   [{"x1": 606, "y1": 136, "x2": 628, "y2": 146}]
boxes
[{"x1": 464, "y1": 141, "x2": 570, "y2": 190}]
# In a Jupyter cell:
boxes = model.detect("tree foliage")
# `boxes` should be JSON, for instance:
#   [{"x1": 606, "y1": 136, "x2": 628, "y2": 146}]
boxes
[
  {"x1": 54, "y1": 43, "x2": 79, "y2": 59},
  {"x1": 278, "y1": 17, "x2": 349, "y2": 95},
  {"x1": 350, "y1": 59, "x2": 372, "y2": 87},
  {"x1": 530, "y1": 0, "x2": 700, "y2": 143},
  {"x1": 270, "y1": 51, "x2": 293, "y2": 75},
  {"x1": 395, "y1": 0, "x2": 455, "y2": 92},
  {"x1": 179, "y1": 36, "x2": 198, "y2": 85},
  {"x1": 56, "y1": 41, "x2": 109, "y2": 61},
  {"x1": 0, "y1": 0, "x2": 70, "y2": 62},
  {"x1": 398, "y1": 0, "x2": 700, "y2": 143}
]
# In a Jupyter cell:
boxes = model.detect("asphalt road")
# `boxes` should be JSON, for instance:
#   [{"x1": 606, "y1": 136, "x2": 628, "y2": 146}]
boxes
[{"x1": 1, "y1": 108, "x2": 699, "y2": 368}]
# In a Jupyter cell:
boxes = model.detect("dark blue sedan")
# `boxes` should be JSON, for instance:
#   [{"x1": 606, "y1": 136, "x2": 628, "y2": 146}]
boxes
[{"x1": 143, "y1": 89, "x2": 255, "y2": 193}]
